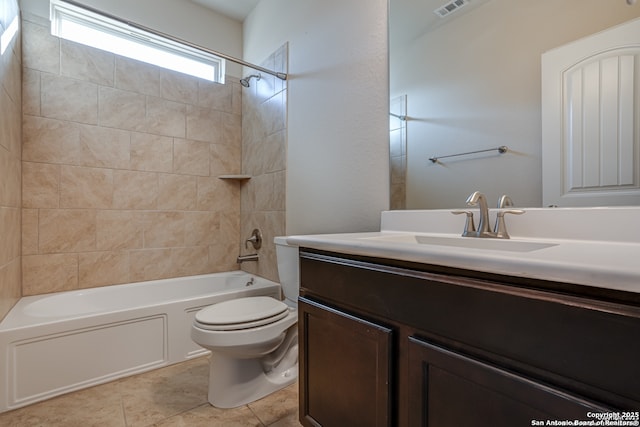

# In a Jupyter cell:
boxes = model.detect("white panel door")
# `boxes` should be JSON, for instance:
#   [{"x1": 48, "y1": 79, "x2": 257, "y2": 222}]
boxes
[{"x1": 542, "y1": 18, "x2": 640, "y2": 207}]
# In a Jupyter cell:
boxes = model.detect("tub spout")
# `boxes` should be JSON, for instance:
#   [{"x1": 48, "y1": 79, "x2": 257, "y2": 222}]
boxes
[{"x1": 237, "y1": 254, "x2": 259, "y2": 264}]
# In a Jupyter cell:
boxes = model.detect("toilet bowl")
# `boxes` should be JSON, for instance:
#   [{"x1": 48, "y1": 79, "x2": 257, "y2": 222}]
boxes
[{"x1": 191, "y1": 236, "x2": 299, "y2": 408}]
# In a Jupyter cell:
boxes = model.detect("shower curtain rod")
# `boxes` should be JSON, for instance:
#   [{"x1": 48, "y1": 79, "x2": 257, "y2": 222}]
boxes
[
  {"x1": 60, "y1": 0, "x2": 288, "y2": 81},
  {"x1": 389, "y1": 112, "x2": 407, "y2": 121}
]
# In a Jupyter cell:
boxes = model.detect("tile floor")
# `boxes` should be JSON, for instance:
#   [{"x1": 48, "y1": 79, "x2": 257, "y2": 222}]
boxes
[{"x1": 0, "y1": 356, "x2": 302, "y2": 427}]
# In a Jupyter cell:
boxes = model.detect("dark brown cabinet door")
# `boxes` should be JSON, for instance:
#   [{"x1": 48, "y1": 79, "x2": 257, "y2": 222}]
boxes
[
  {"x1": 408, "y1": 337, "x2": 612, "y2": 427},
  {"x1": 299, "y1": 297, "x2": 393, "y2": 427}
]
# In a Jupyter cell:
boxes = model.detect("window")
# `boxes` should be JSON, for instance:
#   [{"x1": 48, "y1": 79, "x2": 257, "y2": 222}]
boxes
[
  {"x1": 50, "y1": 0, "x2": 225, "y2": 82},
  {"x1": 1, "y1": 15, "x2": 19, "y2": 55}
]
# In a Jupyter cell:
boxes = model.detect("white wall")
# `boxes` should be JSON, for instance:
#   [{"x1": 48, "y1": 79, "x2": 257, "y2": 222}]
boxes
[
  {"x1": 19, "y1": 0, "x2": 244, "y2": 77},
  {"x1": 391, "y1": 0, "x2": 640, "y2": 209},
  {"x1": 244, "y1": 0, "x2": 390, "y2": 235}
]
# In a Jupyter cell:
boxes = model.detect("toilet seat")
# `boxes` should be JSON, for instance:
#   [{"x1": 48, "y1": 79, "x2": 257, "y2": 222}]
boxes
[{"x1": 195, "y1": 297, "x2": 289, "y2": 331}]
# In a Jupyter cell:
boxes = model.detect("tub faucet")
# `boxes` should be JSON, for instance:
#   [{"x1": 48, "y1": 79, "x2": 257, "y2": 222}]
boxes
[
  {"x1": 245, "y1": 229, "x2": 262, "y2": 250},
  {"x1": 237, "y1": 254, "x2": 259, "y2": 264},
  {"x1": 465, "y1": 191, "x2": 495, "y2": 237}
]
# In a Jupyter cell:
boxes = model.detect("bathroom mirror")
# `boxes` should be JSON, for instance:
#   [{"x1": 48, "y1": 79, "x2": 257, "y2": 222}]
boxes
[{"x1": 389, "y1": 0, "x2": 640, "y2": 209}]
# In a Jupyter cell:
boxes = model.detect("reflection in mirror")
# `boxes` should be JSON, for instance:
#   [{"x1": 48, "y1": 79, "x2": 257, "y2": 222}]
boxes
[
  {"x1": 390, "y1": 0, "x2": 640, "y2": 209},
  {"x1": 390, "y1": 95, "x2": 407, "y2": 209}
]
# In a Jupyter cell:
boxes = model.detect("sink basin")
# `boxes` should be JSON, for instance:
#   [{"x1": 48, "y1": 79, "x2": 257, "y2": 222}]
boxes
[{"x1": 360, "y1": 234, "x2": 557, "y2": 252}]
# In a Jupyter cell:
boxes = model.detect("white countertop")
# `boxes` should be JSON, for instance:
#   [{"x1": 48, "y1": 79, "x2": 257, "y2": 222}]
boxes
[{"x1": 286, "y1": 207, "x2": 640, "y2": 294}]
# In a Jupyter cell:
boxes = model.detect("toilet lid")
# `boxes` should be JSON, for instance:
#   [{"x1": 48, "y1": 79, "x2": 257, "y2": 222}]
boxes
[{"x1": 195, "y1": 296, "x2": 289, "y2": 331}]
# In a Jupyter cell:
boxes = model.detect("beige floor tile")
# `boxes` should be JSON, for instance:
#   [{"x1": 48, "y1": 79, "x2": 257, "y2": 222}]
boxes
[
  {"x1": 154, "y1": 403, "x2": 264, "y2": 427},
  {"x1": 248, "y1": 383, "x2": 299, "y2": 426},
  {"x1": 0, "y1": 381, "x2": 124, "y2": 427},
  {"x1": 119, "y1": 357, "x2": 210, "y2": 427},
  {"x1": 266, "y1": 413, "x2": 304, "y2": 427}
]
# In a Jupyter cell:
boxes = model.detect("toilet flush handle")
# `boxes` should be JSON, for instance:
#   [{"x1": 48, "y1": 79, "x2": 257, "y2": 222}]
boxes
[{"x1": 245, "y1": 229, "x2": 262, "y2": 250}]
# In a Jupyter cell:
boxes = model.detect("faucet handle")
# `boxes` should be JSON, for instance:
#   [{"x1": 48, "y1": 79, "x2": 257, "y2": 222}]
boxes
[
  {"x1": 451, "y1": 210, "x2": 476, "y2": 237},
  {"x1": 493, "y1": 209, "x2": 525, "y2": 239},
  {"x1": 245, "y1": 228, "x2": 262, "y2": 249},
  {"x1": 497, "y1": 195, "x2": 514, "y2": 208}
]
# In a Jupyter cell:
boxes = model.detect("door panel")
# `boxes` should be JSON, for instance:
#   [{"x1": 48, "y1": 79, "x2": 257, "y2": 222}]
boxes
[
  {"x1": 299, "y1": 297, "x2": 393, "y2": 427},
  {"x1": 542, "y1": 18, "x2": 640, "y2": 206}
]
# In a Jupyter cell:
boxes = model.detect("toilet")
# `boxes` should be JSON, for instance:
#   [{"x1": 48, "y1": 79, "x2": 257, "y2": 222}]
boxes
[{"x1": 191, "y1": 236, "x2": 299, "y2": 408}]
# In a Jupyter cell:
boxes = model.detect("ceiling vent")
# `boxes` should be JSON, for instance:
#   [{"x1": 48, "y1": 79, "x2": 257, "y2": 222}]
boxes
[{"x1": 434, "y1": 0, "x2": 470, "y2": 18}]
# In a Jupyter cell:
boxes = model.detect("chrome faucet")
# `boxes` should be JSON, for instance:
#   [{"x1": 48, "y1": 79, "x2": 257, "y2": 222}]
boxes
[
  {"x1": 238, "y1": 229, "x2": 262, "y2": 263},
  {"x1": 465, "y1": 191, "x2": 494, "y2": 237},
  {"x1": 493, "y1": 210, "x2": 524, "y2": 239},
  {"x1": 451, "y1": 210, "x2": 476, "y2": 237},
  {"x1": 245, "y1": 229, "x2": 262, "y2": 250},
  {"x1": 497, "y1": 195, "x2": 513, "y2": 208},
  {"x1": 494, "y1": 194, "x2": 524, "y2": 238},
  {"x1": 453, "y1": 192, "x2": 525, "y2": 239},
  {"x1": 237, "y1": 254, "x2": 259, "y2": 264}
]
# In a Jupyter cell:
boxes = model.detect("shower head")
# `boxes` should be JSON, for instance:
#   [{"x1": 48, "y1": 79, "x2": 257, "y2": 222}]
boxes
[{"x1": 240, "y1": 74, "x2": 261, "y2": 88}]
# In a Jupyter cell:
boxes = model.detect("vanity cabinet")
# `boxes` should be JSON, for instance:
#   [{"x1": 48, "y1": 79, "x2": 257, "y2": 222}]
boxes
[{"x1": 298, "y1": 249, "x2": 640, "y2": 427}]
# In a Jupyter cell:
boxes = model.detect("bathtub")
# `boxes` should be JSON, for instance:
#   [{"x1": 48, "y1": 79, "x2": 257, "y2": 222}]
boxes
[{"x1": 0, "y1": 271, "x2": 281, "y2": 413}]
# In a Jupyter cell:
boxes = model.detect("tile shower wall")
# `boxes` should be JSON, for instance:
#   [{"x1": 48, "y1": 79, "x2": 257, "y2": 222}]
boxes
[
  {"x1": 0, "y1": 0, "x2": 22, "y2": 318},
  {"x1": 21, "y1": 13, "x2": 243, "y2": 296},
  {"x1": 240, "y1": 44, "x2": 287, "y2": 282},
  {"x1": 390, "y1": 95, "x2": 407, "y2": 210}
]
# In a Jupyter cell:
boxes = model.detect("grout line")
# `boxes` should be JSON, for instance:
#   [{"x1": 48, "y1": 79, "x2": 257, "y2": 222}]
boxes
[{"x1": 247, "y1": 405, "x2": 268, "y2": 427}]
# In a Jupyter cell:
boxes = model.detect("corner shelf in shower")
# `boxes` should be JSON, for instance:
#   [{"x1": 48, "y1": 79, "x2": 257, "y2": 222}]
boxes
[{"x1": 218, "y1": 175, "x2": 252, "y2": 181}]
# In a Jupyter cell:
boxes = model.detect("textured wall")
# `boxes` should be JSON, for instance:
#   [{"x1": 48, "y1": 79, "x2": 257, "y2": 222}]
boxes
[
  {"x1": 244, "y1": 0, "x2": 390, "y2": 235},
  {"x1": 0, "y1": 0, "x2": 22, "y2": 319},
  {"x1": 21, "y1": 13, "x2": 243, "y2": 295}
]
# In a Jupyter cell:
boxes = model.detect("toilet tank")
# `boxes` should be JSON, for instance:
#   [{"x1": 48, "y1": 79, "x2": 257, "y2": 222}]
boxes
[{"x1": 274, "y1": 236, "x2": 299, "y2": 307}]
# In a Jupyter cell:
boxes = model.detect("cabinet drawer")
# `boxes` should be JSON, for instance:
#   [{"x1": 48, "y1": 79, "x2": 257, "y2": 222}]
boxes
[{"x1": 408, "y1": 337, "x2": 611, "y2": 426}]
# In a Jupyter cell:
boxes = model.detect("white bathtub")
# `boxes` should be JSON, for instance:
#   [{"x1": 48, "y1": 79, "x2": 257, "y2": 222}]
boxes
[{"x1": 0, "y1": 271, "x2": 281, "y2": 413}]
